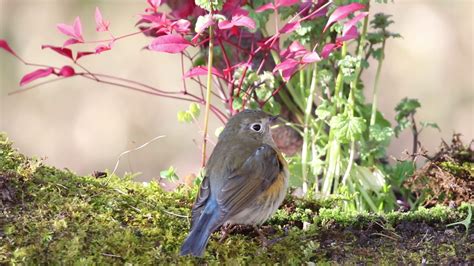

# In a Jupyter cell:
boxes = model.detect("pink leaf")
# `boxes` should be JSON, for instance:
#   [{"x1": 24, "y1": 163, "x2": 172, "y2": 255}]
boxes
[
  {"x1": 337, "y1": 25, "x2": 358, "y2": 42},
  {"x1": 149, "y1": 34, "x2": 190, "y2": 53},
  {"x1": 218, "y1": 20, "x2": 233, "y2": 30},
  {"x1": 57, "y1": 16, "x2": 84, "y2": 42},
  {"x1": 343, "y1": 12, "x2": 368, "y2": 37},
  {"x1": 301, "y1": 52, "x2": 321, "y2": 63},
  {"x1": 184, "y1": 66, "x2": 225, "y2": 79},
  {"x1": 146, "y1": 0, "x2": 161, "y2": 12},
  {"x1": 59, "y1": 65, "x2": 75, "y2": 77},
  {"x1": 256, "y1": 3, "x2": 275, "y2": 13},
  {"x1": 273, "y1": 58, "x2": 299, "y2": 72},
  {"x1": 63, "y1": 38, "x2": 81, "y2": 47},
  {"x1": 321, "y1": 43, "x2": 336, "y2": 58},
  {"x1": 218, "y1": 15, "x2": 256, "y2": 30},
  {"x1": 289, "y1": 41, "x2": 306, "y2": 53},
  {"x1": 231, "y1": 15, "x2": 256, "y2": 30},
  {"x1": 95, "y1": 42, "x2": 112, "y2": 54},
  {"x1": 280, "y1": 21, "x2": 300, "y2": 34},
  {"x1": 277, "y1": 0, "x2": 300, "y2": 7},
  {"x1": 323, "y1": 3, "x2": 365, "y2": 32},
  {"x1": 20, "y1": 68, "x2": 54, "y2": 86},
  {"x1": 95, "y1": 7, "x2": 110, "y2": 32},
  {"x1": 76, "y1": 51, "x2": 95, "y2": 61},
  {"x1": 0, "y1": 39, "x2": 17, "y2": 56},
  {"x1": 281, "y1": 41, "x2": 307, "y2": 58},
  {"x1": 41, "y1": 45, "x2": 73, "y2": 60},
  {"x1": 172, "y1": 19, "x2": 191, "y2": 34},
  {"x1": 195, "y1": 15, "x2": 214, "y2": 34}
]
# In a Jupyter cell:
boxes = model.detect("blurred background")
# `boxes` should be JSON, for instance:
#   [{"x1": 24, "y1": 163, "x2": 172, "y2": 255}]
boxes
[{"x1": 1, "y1": 0, "x2": 472, "y2": 183}]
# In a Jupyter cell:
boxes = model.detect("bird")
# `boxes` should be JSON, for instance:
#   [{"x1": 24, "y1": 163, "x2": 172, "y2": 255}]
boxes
[{"x1": 180, "y1": 109, "x2": 289, "y2": 257}]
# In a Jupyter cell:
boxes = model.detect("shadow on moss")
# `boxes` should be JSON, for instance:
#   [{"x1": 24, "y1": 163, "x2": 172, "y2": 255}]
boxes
[{"x1": 0, "y1": 133, "x2": 472, "y2": 264}]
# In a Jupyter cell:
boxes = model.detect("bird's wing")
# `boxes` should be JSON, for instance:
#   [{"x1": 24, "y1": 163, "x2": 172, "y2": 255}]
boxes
[
  {"x1": 190, "y1": 175, "x2": 210, "y2": 230},
  {"x1": 216, "y1": 144, "x2": 282, "y2": 216}
]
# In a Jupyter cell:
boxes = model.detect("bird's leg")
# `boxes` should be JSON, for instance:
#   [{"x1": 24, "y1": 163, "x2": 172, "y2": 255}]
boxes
[
  {"x1": 253, "y1": 225, "x2": 271, "y2": 247},
  {"x1": 254, "y1": 225, "x2": 287, "y2": 247},
  {"x1": 218, "y1": 224, "x2": 234, "y2": 243}
]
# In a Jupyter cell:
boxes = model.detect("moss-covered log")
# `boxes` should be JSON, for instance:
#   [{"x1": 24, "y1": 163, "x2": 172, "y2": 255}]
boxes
[{"x1": 0, "y1": 133, "x2": 472, "y2": 264}]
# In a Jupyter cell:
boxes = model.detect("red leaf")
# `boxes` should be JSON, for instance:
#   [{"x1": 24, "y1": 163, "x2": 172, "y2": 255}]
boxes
[
  {"x1": 20, "y1": 68, "x2": 54, "y2": 86},
  {"x1": 41, "y1": 45, "x2": 73, "y2": 60},
  {"x1": 280, "y1": 21, "x2": 300, "y2": 34},
  {"x1": 337, "y1": 25, "x2": 358, "y2": 42},
  {"x1": 301, "y1": 52, "x2": 321, "y2": 63},
  {"x1": 95, "y1": 7, "x2": 110, "y2": 32},
  {"x1": 76, "y1": 51, "x2": 95, "y2": 60},
  {"x1": 256, "y1": 3, "x2": 275, "y2": 13},
  {"x1": 343, "y1": 12, "x2": 368, "y2": 37},
  {"x1": 184, "y1": 66, "x2": 225, "y2": 79},
  {"x1": 321, "y1": 43, "x2": 336, "y2": 58},
  {"x1": 323, "y1": 3, "x2": 365, "y2": 32},
  {"x1": 59, "y1": 65, "x2": 75, "y2": 77},
  {"x1": 0, "y1": 39, "x2": 16, "y2": 56},
  {"x1": 149, "y1": 34, "x2": 190, "y2": 53},
  {"x1": 57, "y1": 17, "x2": 84, "y2": 42}
]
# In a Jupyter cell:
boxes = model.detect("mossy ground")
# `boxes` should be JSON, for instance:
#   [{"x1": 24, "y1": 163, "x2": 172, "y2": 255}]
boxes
[{"x1": 0, "y1": 133, "x2": 472, "y2": 264}]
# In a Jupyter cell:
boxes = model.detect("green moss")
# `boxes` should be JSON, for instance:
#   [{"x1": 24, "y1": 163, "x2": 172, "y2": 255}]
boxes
[
  {"x1": 440, "y1": 161, "x2": 474, "y2": 177},
  {"x1": 0, "y1": 132, "x2": 472, "y2": 264}
]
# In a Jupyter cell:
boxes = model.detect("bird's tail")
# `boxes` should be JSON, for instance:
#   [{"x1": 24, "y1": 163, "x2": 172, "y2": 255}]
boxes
[{"x1": 180, "y1": 202, "x2": 221, "y2": 257}]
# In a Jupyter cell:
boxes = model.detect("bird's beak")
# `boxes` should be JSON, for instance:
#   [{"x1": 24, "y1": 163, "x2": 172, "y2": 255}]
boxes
[{"x1": 269, "y1": 115, "x2": 279, "y2": 122}]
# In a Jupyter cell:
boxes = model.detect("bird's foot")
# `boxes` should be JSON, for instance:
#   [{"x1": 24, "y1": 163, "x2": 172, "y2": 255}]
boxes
[
  {"x1": 253, "y1": 226, "x2": 285, "y2": 248},
  {"x1": 218, "y1": 224, "x2": 235, "y2": 243}
]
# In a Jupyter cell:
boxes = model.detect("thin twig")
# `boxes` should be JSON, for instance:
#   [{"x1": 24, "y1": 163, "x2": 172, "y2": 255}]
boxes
[{"x1": 110, "y1": 135, "x2": 166, "y2": 177}]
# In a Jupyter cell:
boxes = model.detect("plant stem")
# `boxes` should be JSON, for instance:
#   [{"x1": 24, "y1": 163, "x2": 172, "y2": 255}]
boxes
[
  {"x1": 410, "y1": 113, "x2": 419, "y2": 160},
  {"x1": 201, "y1": 24, "x2": 215, "y2": 167},
  {"x1": 334, "y1": 42, "x2": 347, "y2": 97},
  {"x1": 369, "y1": 39, "x2": 386, "y2": 127},
  {"x1": 301, "y1": 63, "x2": 318, "y2": 195}
]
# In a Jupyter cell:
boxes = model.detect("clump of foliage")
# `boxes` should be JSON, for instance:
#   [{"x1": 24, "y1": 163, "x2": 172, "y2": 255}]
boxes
[
  {"x1": 404, "y1": 134, "x2": 474, "y2": 208},
  {"x1": 1, "y1": 133, "x2": 472, "y2": 263}
]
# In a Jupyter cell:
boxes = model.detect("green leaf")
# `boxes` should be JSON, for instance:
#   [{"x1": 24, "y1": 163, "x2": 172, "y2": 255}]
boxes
[
  {"x1": 189, "y1": 103, "x2": 201, "y2": 118},
  {"x1": 177, "y1": 111, "x2": 192, "y2": 123},
  {"x1": 390, "y1": 161, "x2": 415, "y2": 187},
  {"x1": 330, "y1": 114, "x2": 367, "y2": 143},
  {"x1": 315, "y1": 100, "x2": 335, "y2": 121},
  {"x1": 420, "y1": 121, "x2": 440, "y2": 132},
  {"x1": 215, "y1": 126, "x2": 224, "y2": 137},
  {"x1": 369, "y1": 124, "x2": 393, "y2": 145},
  {"x1": 195, "y1": 0, "x2": 224, "y2": 11},
  {"x1": 395, "y1": 98, "x2": 420, "y2": 122},
  {"x1": 232, "y1": 97, "x2": 243, "y2": 110},
  {"x1": 160, "y1": 166, "x2": 179, "y2": 182}
]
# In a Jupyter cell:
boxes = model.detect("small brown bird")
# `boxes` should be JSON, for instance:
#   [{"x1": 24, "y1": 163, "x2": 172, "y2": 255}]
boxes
[{"x1": 180, "y1": 110, "x2": 289, "y2": 257}]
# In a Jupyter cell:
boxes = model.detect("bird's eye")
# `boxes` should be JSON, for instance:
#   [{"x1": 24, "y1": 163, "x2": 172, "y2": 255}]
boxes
[{"x1": 250, "y1": 123, "x2": 262, "y2": 132}]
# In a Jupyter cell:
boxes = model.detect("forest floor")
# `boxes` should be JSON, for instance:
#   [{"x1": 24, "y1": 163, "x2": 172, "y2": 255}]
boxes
[{"x1": 0, "y1": 133, "x2": 472, "y2": 264}]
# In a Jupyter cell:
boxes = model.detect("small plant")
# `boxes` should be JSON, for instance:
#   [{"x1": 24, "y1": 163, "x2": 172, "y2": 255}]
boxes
[{"x1": 1, "y1": 0, "x2": 463, "y2": 213}]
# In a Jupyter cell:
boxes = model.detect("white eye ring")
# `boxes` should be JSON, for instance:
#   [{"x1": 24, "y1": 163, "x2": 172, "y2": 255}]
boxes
[{"x1": 250, "y1": 123, "x2": 263, "y2": 132}]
